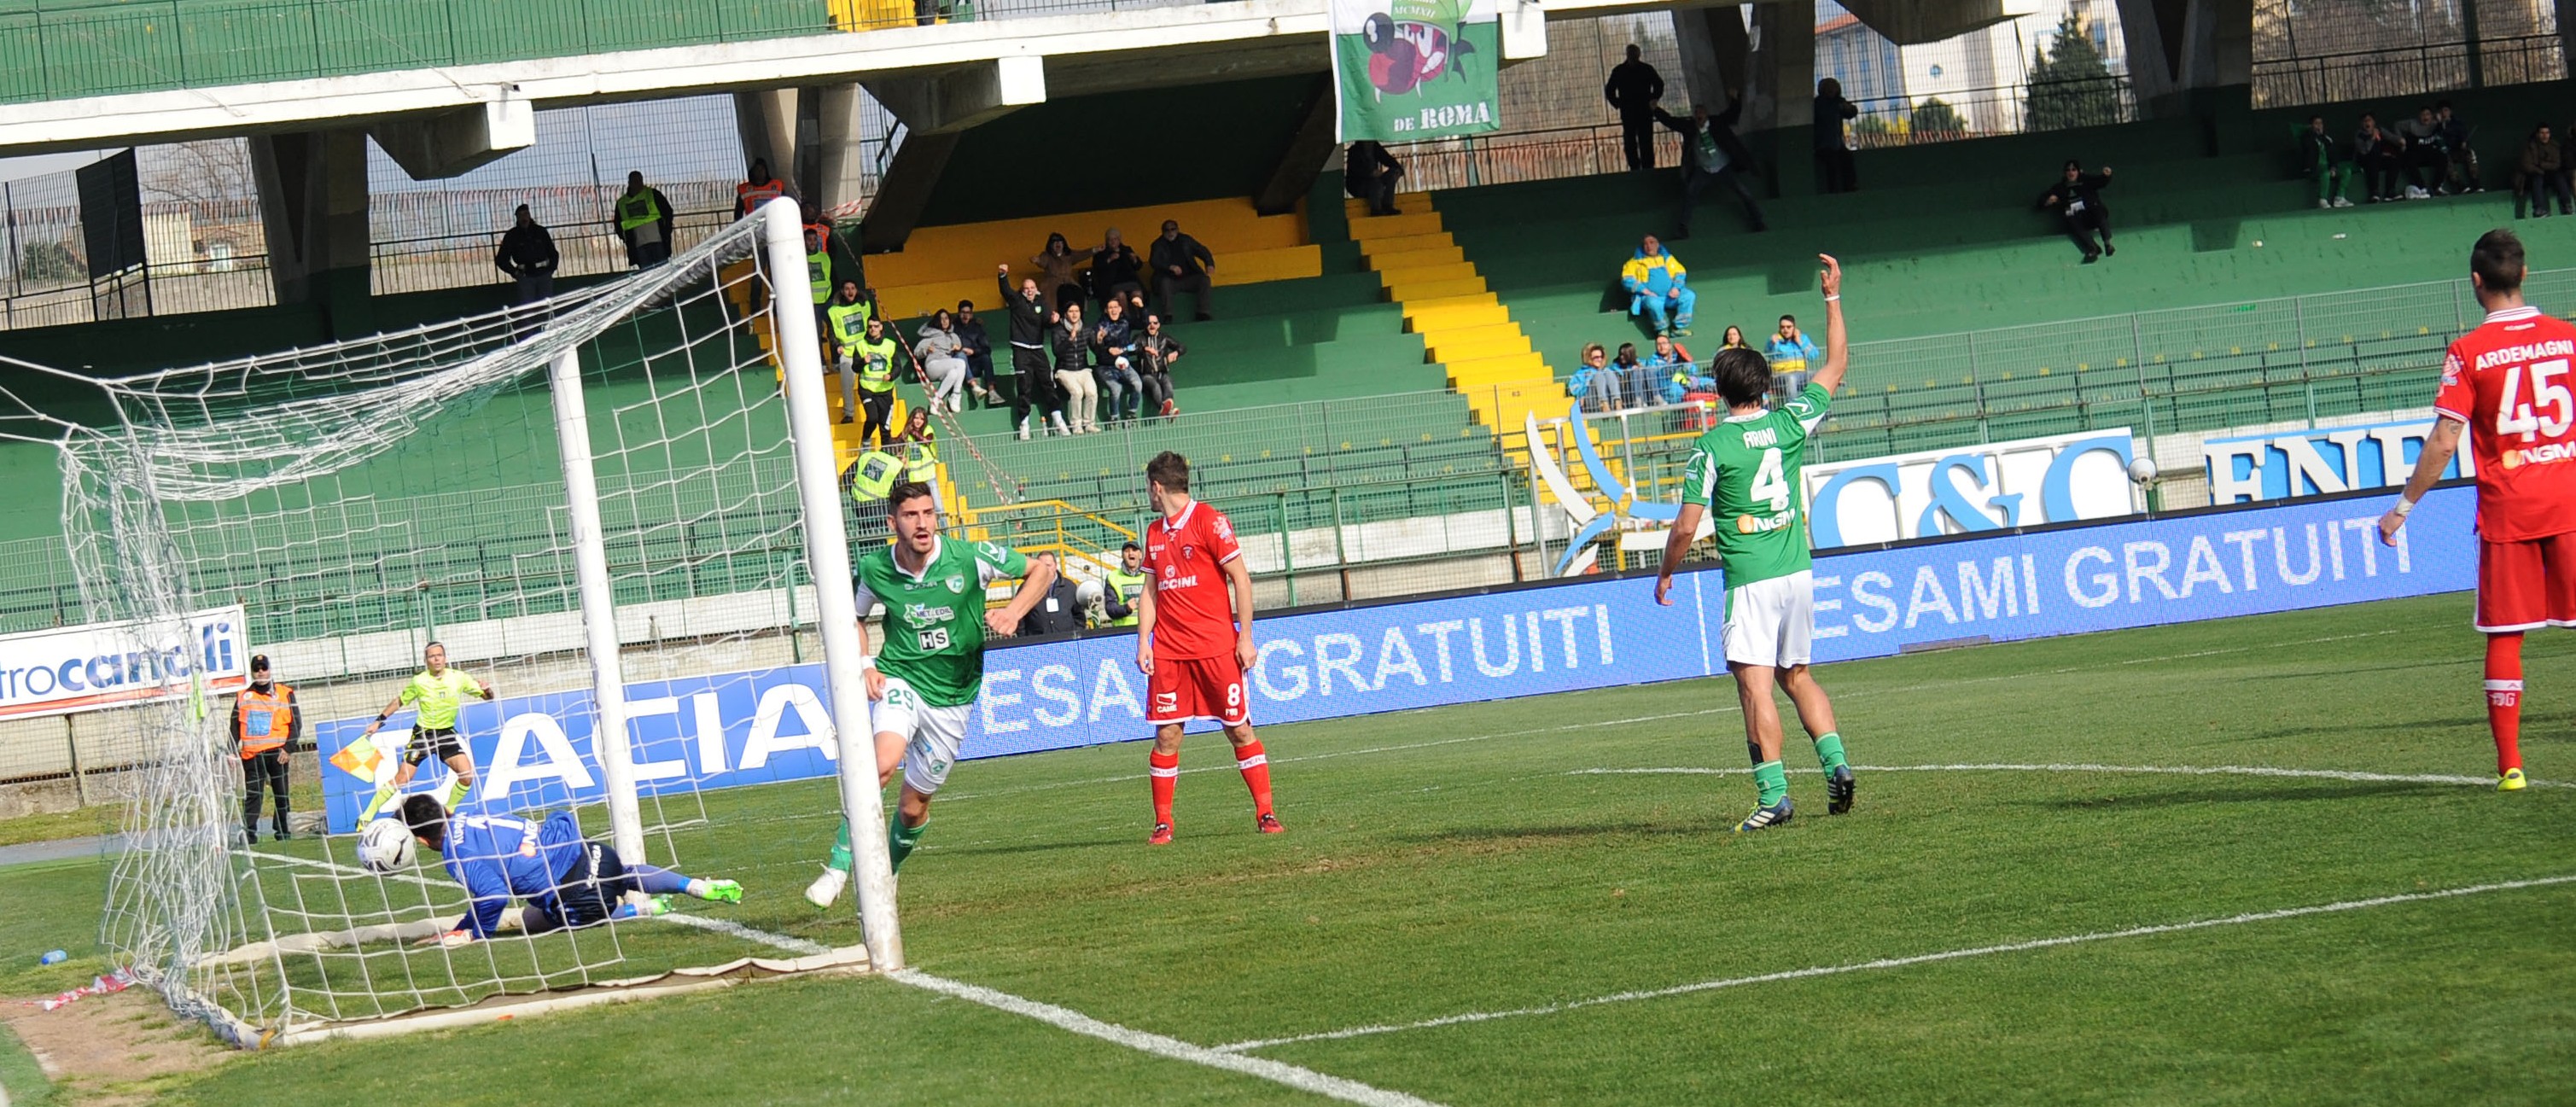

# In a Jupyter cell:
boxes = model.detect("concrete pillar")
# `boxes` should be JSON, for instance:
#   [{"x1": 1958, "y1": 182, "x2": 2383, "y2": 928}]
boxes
[
  {"x1": 1255, "y1": 75, "x2": 1338, "y2": 217},
  {"x1": 2115, "y1": 0, "x2": 2177, "y2": 111},
  {"x1": 735, "y1": 89, "x2": 801, "y2": 193},
  {"x1": 250, "y1": 128, "x2": 372, "y2": 337},
  {"x1": 2173, "y1": 0, "x2": 2250, "y2": 90},
  {"x1": 1751, "y1": 0, "x2": 1817, "y2": 195},
  {"x1": 370, "y1": 98, "x2": 534, "y2": 180},
  {"x1": 2561, "y1": 0, "x2": 2576, "y2": 84},
  {"x1": 859, "y1": 57, "x2": 1047, "y2": 250},
  {"x1": 1671, "y1": 4, "x2": 1751, "y2": 113},
  {"x1": 813, "y1": 84, "x2": 871, "y2": 219}
]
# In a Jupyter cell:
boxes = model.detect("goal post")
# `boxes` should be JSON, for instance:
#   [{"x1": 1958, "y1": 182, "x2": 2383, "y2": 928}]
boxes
[
  {"x1": 760, "y1": 197, "x2": 904, "y2": 972},
  {"x1": 19, "y1": 202, "x2": 906, "y2": 1043}
]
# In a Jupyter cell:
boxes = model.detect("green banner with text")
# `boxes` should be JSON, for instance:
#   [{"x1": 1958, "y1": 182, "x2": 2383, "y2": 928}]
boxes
[{"x1": 1332, "y1": 0, "x2": 1502, "y2": 143}]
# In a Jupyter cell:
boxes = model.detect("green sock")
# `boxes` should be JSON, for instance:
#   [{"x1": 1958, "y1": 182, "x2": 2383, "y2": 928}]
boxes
[
  {"x1": 1752, "y1": 760, "x2": 1788, "y2": 807},
  {"x1": 826, "y1": 821, "x2": 853, "y2": 873},
  {"x1": 443, "y1": 776, "x2": 470, "y2": 809},
  {"x1": 1811, "y1": 732, "x2": 1848, "y2": 772},
  {"x1": 889, "y1": 814, "x2": 926, "y2": 873},
  {"x1": 358, "y1": 784, "x2": 396, "y2": 823}
]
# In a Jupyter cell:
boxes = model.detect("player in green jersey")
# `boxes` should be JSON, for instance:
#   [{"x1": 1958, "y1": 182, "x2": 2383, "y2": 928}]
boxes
[
  {"x1": 356, "y1": 642, "x2": 497, "y2": 822},
  {"x1": 806, "y1": 481, "x2": 1058, "y2": 906},
  {"x1": 1653, "y1": 253, "x2": 1854, "y2": 833}
]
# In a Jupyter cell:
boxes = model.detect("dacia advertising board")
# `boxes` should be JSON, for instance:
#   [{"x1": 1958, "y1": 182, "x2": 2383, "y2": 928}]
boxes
[{"x1": 319, "y1": 488, "x2": 2474, "y2": 831}]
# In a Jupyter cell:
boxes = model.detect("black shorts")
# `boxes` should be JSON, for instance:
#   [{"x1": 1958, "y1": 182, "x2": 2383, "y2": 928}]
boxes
[
  {"x1": 550, "y1": 840, "x2": 634, "y2": 929},
  {"x1": 404, "y1": 726, "x2": 466, "y2": 766}
]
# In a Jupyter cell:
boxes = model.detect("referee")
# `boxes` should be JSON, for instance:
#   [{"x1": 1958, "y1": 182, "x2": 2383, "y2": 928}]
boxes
[{"x1": 357, "y1": 642, "x2": 494, "y2": 822}]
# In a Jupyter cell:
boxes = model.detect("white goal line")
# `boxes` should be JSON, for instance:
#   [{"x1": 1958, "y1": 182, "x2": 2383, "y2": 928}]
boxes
[
  {"x1": 1572, "y1": 763, "x2": 2571, "y2": 789},
  {"x1": 1209, "y1": 872, "x2": 2576, "y2": 1054}
]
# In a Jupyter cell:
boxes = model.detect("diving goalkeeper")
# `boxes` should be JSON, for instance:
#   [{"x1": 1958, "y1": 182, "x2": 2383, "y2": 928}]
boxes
[{"x1": 397, "y1": 795, "x2": 741, "y2": 946}]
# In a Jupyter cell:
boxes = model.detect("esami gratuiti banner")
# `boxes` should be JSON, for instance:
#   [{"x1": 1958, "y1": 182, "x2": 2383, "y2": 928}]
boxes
[{"x1": 1332, "y1": 0, "x2": 1502, "y2": 142}]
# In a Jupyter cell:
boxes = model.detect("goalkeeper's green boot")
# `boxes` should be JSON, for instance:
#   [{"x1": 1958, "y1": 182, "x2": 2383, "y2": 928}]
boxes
[{"x1": 702, "y1": 879, "x2": 743, "y2": 904}]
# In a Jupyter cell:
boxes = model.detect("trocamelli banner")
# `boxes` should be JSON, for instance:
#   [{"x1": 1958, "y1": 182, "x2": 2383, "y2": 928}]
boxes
[{"x1": 1332, "y1": 0, "x2": 1501, "y2": 143}]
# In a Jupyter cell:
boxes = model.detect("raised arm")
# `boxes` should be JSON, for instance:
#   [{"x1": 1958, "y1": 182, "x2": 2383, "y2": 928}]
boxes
[
  {"x1": 1652, "y1": 501, "x2": 1709, "y2": 606},
  {"x1": 2378, "y1": 417, "x2": 2464, "y2": 545},
  {"x1": 1810, "y1": 253, "x2": 1849, "y2": 394}
]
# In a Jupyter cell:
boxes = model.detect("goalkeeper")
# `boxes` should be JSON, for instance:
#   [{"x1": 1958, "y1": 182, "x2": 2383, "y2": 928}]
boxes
[
  {"x1": 357, "y1": 642, "x2": 492, "y2": 822},
  {"x1": 398, "y1": 795, "x2": 741, "y2": 945},
  {"x1": 804, "y1": 481, "x2": 1057, "y2": 906}
]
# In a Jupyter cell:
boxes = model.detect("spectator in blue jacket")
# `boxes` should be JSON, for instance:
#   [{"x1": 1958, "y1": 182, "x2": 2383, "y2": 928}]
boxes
[
  {"x1": 399, "y1": 795, "x2": 741, "y2": 944},
  {"x1": 1566, "y1": 342, "x2": 1623, "y2": 411},
  {"x1": 1643, "y1": 332, "x2": 1705, "y2": 403},
  {"x1": 1765, "y1": 314, "x2": 1821, "y2": 398},
  {"x1": 1620, "y1": 235, "x2": 1695, "y2": 337}
]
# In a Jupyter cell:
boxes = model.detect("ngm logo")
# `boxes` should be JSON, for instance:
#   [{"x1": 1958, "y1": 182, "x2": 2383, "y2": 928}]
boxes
[{"x1": 2499, "y1": 441, "x2": 2576, "y2": 469}]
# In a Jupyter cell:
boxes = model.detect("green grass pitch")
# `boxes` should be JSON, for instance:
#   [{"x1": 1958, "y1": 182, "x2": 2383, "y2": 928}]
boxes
[{"x1": 5, "y1": 591, "x2": 2573, "y2": 1104}]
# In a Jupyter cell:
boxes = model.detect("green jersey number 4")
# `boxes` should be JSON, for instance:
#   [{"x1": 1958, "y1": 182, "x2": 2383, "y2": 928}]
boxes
[{"x1": 1748, "y1": 448, "x2": 1790, "y2": 512}]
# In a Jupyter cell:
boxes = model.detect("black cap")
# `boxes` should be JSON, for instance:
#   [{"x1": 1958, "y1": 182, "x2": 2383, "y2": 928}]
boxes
[
  {"x1": 1122, "y1": 540, "x2": 1141, "y2": 551},
  {"x1": 250, "y1": 654, "x2": 271, "y2": 672}
]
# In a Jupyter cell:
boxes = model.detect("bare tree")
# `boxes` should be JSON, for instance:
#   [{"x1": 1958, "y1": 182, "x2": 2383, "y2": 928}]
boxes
[{"x1": 141, "y1": 141, "x2": 258, "y2": 207}]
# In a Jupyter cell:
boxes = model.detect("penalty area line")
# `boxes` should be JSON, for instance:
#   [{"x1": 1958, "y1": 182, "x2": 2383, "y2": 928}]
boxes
[
  {"x1": 888, "y1": 969, "x2": 1450, "y2": 1107},
  {"x1": 1211, "y1": 872, "x2": 2576, "y2": 1054}
]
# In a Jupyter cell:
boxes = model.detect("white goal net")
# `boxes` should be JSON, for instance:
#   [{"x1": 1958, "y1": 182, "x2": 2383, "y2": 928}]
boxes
[{"x1": 9, "y1": 203, "x2": 901, "y2": 1046}]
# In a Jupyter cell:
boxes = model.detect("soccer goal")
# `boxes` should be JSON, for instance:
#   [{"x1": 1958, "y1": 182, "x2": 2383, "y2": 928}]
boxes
[{"x1": 10, "y1": 201, "x2": 900, "y2": 1046}]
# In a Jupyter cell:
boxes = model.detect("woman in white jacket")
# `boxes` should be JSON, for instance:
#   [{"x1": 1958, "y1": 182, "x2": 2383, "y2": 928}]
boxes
[{"x1": 912, "y1": 308, "x2": 970, "y2": 413}]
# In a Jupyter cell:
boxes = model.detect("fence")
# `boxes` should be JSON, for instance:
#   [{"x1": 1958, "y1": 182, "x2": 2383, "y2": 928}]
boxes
[
  {"x1": 2252, "y1": 32, "x2": 2567, "y2": 108},
  {"x1": 1847, "y1": 76, "x2": 2137, "y2": 149},
  {"x1": 371, "y1": 202, "x2": 736, "y2": 297}
]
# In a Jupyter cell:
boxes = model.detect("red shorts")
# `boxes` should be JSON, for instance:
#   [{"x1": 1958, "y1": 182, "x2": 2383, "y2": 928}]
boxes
[
  {"x1": 2476, "y1": 532, "x2": 2576, "y2": 632},
  {"x1": 1147, "y1": 653, "x2": 1249, "y2": 727}
]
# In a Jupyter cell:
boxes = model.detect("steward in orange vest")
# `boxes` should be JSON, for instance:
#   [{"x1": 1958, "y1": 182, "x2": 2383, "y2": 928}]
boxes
[{"x1": 232, "y1": 653, "x2": 301, "y2": 843}]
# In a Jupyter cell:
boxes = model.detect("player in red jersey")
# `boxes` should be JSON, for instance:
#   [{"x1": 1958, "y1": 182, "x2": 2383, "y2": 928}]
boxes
[
  {"x1": 2380, "y1": 229, "x2": 2576, "y2": 791},
  {"x1": 1134, "y1": 451, "x2": 1281, "y2": 842}
]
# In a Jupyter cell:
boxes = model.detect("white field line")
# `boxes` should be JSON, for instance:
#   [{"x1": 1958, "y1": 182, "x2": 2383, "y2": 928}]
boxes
[
  {"x1": 1209, "y1": 873, "x2": 2576, "y2": 1054},
  {"x1": 889, "y1": 969, "x2": 1450, "y2": 1107},
  {"x1": 1572, "y1": 763, "x2": 2573, "y2": 789},
  {"x1": 935, "y1": 627, "x2": 2421, "y2": 805}
]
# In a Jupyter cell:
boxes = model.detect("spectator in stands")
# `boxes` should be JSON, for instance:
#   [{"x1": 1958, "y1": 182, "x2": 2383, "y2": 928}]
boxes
[
  {"x1": 1034, "y1": 232, "x2": 1086, "y2": 316},
  {"x1": 2301, "y1": 115, "x2": 2357, "y2": 209},
  {"x1": 1093, "y1": 296, "x2": 1142, "y2": 425},
  {"x1": 2396, "y1": 106, "x2": 2450, "y2": 198},
  {"x1": 895, "y1": 408, "x2": 941, "y2": 509},
  {"x1": 1151, "y1": 219, "x2": 1216, "y2": 322},
  {"x1": 953, "y1": 300, "x2": 996, "y2": 408},
  {"x1": 1101, "y1": 541, "x2": 1146, "y2": 627},
  {"x1": 999, "y1": 266, "x2": 1066, "y2": 440},
  {"x1": 495, "y1": 205, "x2": 559, "y2": 306},
  {"x1": 1815, "y1": 78, "x2": 1860, "y2": 193},
  {"x1": 1137, "y1": 312, "x2": 1184, "y2": 419},
  {"x1": 1347, "y1": 141, "x2": 1404, "y2": 217},
  {"x1": 1657, "y1": 98, "x2": 1765, "y2": 237},
  {"x1": 616, "y1": 171, "x2": 676, "y2": 270},
  {"x1": 1718, "y1": 324, "x2": 1753, "y2": 353},
  {"x1": 1644, "y1": 332, "x2": 1703, "y2": 404},
  {"x1": 913, "y1": 308, "x2": 970, "y2": 414},
  {"x1": 2037, "y1": 160, "x2": 2115, "y2": 263},
  {"x1": 1052, "y1": 301, "x2": 1100, "y2": 434},
  {"x1": 1621, "y1": 235, "x2": 1695, "y2": 337},
  {"x1": 1089, "y1": 229, "x2": 1146, "y2": 308},
  {"x1": 736, "y1": 158, "x2": 789, "y2": 218},
  {"x1": 1766, "y1": 315, "x2": 1820, "y2": 397},
  {"x1": 2436, "y1": 101, "x2": 2482, "y2": 193},
  {"x1": 1606, "y1": 45, "x2": 1666, "y2": 172},
  {"x1": 1567, "y1": 343, "x2": 1623, "y2": 411},
  {"x1": 1118, "y1": 288, "x2": 1154, "y2": 335},
  {"x1": 1613, "y1": 341, "x2": 1652, "y2": 402},
  {"x1": 825, "y1": 277, "x2": 871, "y2": 388},
  {"x1": 2517, "y1": 125, "x2": 2571, "y2": 219},
  {"x1": 1016, "y1": 553, "x2": 1084, "y2": 638},
  {"x1": 2354, "y1": 114, "x2": 2407, "y2": 202}
]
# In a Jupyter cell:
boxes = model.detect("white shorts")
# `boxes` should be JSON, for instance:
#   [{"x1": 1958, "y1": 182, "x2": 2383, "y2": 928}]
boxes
[
  {"x1": 1721, "y1": 570, "x2": 1814, "y2": 669},
  {"x1": 874, "y1": 677, "x2": 972, "y2": 795}
]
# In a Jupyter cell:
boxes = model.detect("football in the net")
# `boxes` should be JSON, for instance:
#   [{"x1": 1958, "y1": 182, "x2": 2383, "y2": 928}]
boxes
[{"x1": 358, "y1": 818, "x2": 415, "y2": 874}]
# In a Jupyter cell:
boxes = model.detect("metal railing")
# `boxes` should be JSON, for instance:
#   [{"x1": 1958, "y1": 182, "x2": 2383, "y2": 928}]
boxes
[
  {"x1": 370, "y1": 205, "x2": 736, "y2": 298},
  {"x1": 1846, "y1": 76, "x2": 2137, "y2": 151},
  {"x1": 2253, "y1": 33, "x2": 2569, "y2": 109},
  {"x1": 0, "y1": 255, "x2": 277, "y2": 332},
  {"x1": 0, "y1": 0, "x2": 1201, "y2": 107}
]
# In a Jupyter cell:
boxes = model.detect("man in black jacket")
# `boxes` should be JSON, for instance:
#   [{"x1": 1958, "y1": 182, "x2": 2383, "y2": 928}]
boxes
[
  {"x1": 1018, "y1": 554, "x2": 1087, "y2": 637},
  {"x1": 2038, "y1": 160, "x2": 2114, "y2": 262},
  {"x1": 1346, "y1": 142, "x2": 1403, "y2": 217},
  {"x1": 1815, "y1": 79, "x2": 1860, "y2": 193},
  {"x1": 495, "y1": 205, "x2": 560, "y2": 306},
  {"x1": 1149, "y1": 220, "x2": 1216, "y2": 322},
  {"x1": 1657, "y1": 99, "x2": 1764, "y2": 236},
  {"x1": 953, "y1": 299, "x2": 996, "y2": 408},
  {"x1": 1089, "y1": 229, "x2": 1146, "y2": 306},
  {"x1": 615, "y1": 171, "x2": 676, "y2": 270},
  {"x1": 1604, "y1": 44, "x2": 1665, "y2": 172},
  {"x1": 999, "y1": 266, "x2": 1059, "y2": 440}
]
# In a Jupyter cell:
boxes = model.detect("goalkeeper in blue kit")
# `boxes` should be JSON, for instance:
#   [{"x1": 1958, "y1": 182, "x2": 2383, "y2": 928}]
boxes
[
  {"x1": 397, "y1": 795, "x2": 742, "y2": 945},
  {"x1": 1653, "y1": 253, "x2": 1855, "y2": 832}
]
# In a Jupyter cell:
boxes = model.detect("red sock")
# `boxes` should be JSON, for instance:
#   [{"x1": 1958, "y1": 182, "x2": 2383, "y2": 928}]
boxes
[
  {"x1": 2487, "y1": 632, "x2": 2525, "y2": 776},
  {"x1": 1149, "y1": 750, "x2": 1180, "y2": 825},
  {"x1": 1233, "y1": 739, "x2": 1274, "y2": 817}
]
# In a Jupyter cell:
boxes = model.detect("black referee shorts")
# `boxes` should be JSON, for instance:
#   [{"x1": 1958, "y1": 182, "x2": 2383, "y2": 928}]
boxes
[{"x1": 403, "y1": 725, "x2": 466, "y2": 766}]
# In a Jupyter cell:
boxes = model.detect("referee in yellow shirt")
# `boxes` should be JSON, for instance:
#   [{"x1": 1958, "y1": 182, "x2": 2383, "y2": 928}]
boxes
[{"x1": 357, "y1": 642, "x2": 495, "y2": 822}]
